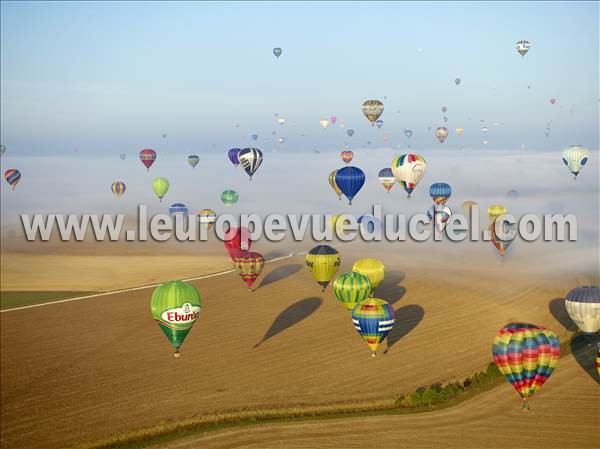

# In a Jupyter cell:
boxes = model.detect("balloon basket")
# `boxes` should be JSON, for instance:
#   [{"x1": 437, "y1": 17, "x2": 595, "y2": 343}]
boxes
[
  {"x1": 371, "y1": 352, "x2": 376, "y2": 358},
  {"x1": 174, "y1": 350, "x2": 181, "y2": 358}
]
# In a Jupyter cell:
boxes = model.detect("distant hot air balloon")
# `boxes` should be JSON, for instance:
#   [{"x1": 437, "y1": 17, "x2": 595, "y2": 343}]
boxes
[
  {"x1": 481, "y1": 126, "x2": 489, "y2": 133},
  {"x1": 361, "y1": 100, "x2": 384, "y2": 125},
  {"x1": 0, "y1": 144, "x2": 6, "y2": 156},
  {"x1": 403, "y1": 129, "x2": 413, "y2": 139},
  {"x1": 139, "y1": 149, "x2": 156, "y2": 171},
  {"x1": 429, "y1": 183, "x2": 452, "y2": 205},
  {"x1": 358, "y1": 214, "x2": 383, "y2": 234},
  {"x1": 237, "y1": 147, "x2": 263, "y2": 180},
  {"x1": 4, "y1": 169, "x2": 21, "y2": 190},
  {"x1": 152, "y1": 177, "x2": 169, "y2": 202},
  {"x1": 391, "y1": 153, "x2": 427, "y2": 198},
  {"x1": 455, "y1": 78, "x2": 461, "y2": 86},
  {"x1": 111, "y1": 181, "x2": 126, "y2": 197},
  {"x1": 565, "y1": 286, "x2": 600, "y2": 334},
  {"x1": 562, "y1": 145, "x2": 590, "y2": 179},
  {"x1": 228, "y1": 148, "x2": 241, "y2": 166},
  {"x1": 375, "y1": 119, "x2": 384, "y2": 129},
  {"x1": 462, "y1": 200, "x2": 478, "y2": 214},
  {"x1": 273, "y1": 47, "x2": 282, "y2": 58},
  {"x1": 224, "y1": 226, "x2": 252, "y2": 256},
  {"x1": 340, "y1": 150, "x2": 354, "y2": 164},
  {"x1": 507, "y1": 189, "x2": 519, "y2": 199},
  {"x1": 378, "y1": 168, "x2": 395, "y2": 193},
  {"x1": 492, "y1": 323, "x2": 559, "y2": 410},
  {"x1": 427, "y1": 204, "x2": 453, "y2": 233},
  {"x1": 515, "y1": 40, "x2": 531, "y2": 57},
  {"x1": 150, "y1": 280, "x2": 201, "y2": 357},
  {"x1": 169, "y1": 203, "x2": 188, "y2": 216},
  {"x1": 550, "y1": 98, "x2": 557, "y2": 105},
  {"x1": 320, "y1": 118, "x2": 330, "y2": 129},
  {"x1": 352, "y1": 258, "x2": 385, "y2": 289},
  {"x1": 305, "y1": 245, "x2": 341, "y2": 291},
  {"x1": 277, "y1": 117, "x2": 286, "y2": 125},
  {"x1": 330, "y1": 116, "x2": 337, "y2": 125},
  {"x1": 277, "y1": 137, "x2": 285, "y2": 144},
  {"x1": 251, "y1": 134, "x2": 259, "y2": 141},
  {"x1": 443, "y1": 116, "x2": 449, "y2": 123},
  {"x1": 188, "y1": 155, "x2": 200, "y2": 168},
  {"x1": 162, "y1": 134, "x2": 167, "y2": 139},
  {"x1": 441, "y1": 106, "x2": 448, "y2": 113},
  {"x1": 435, "y1": 127, "x2": 449, "y2": 143},
  {"x1": 487, "y1": 204, "x2": 507, "y2": 221},
  {"x1": 335, "y1": 166, "x2": 366, "y2": 205},
  {"x1": 333, "y1": 272, "x2": 372, "y2": 310},
  {"x1": 232, "y1": 251, "x2": 265, "y2": 291},
  {"x1": 221, "y1": 190, "x2": 238, "y2": 207},
  {"x1": 328, "y1": 170, "x2": 343, "y2": 200},
  {"x1": 352, "y1": 298, "x2": 395, "y2": 357},
  {"x1": 347, "y1": 129, "x2": 355, "y2": 138},
  {"x1": 455, "y1": 127, "x2": 464, "y2": 135},
  {"x1": 198, "y1": 209, "x2": 216, "y2": 229},
  {"x1": 489, "y1": 218, "x2": 517, "y2": 258},
  {"x1": 339, "y1": 122, "x2": 346, "y2": 129},
  {"x1": 119, "y1": 153, "x2": 126, "y2": 160}
]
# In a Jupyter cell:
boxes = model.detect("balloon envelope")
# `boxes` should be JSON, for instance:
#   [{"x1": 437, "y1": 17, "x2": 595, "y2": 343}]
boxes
[
  {"x1": 361, "y1": 100, "x2": 384, "y2": 125},
  {"x1": 232, "y1": 251, "x2": 265, "y2": 290},
  {"x1": 352, "y1": 258, "x2": 385, "y2": 289},
  {"x1": 333, "y1": 272, "x2": 372, "y2": 310},
  {"x1": 391, "y1": 153, "x2": 427, "y2": 197},
  {"x1": 188, "y1": 155, "x2": 200, "y2": 168},
  {"x1": 429, "y1": 182, "x2": 452, "y2": 204},
  {"x1": 221, "y1": 190, "x2": 238, "y2": 207},
  {"x1": 305, "y1": 245, "x2": 341, "y2": 291},
  {"x1": 228, "y1": 148, "x2": 241, "y2": 166},
  {"x1": 4, "y1": 169, "x2": 21, "y2": 190},
  {"x1": 238, "y1": 148, "x2": 263, "y2": 180},
  {"x1": 139, "y1": 149, "x2": 156, "y2": 171},
  {"x1": 111, "y1": 181, "x2": 126, "y2": 197},
  {"x1": 562, "y1": 145, "x2": 590, "y2": 178},
  {"x1": 352, "y1": 298, "x2": 395, "y2": 356},
  {"x1": 152, "y1": 177, "x2": 169, "y2": 202},
  {"x1": 335, "y1": 166, "x2": 366, "y2": 205},
  {"x1": 565, "y1": 286, "x2": 600, "y2": 333},
  {"x1": 273, "y1": 47, "x2": 282, "y2": 58},
  {"x1": 378, "y1": 168, "x2": 395, "y2": 192}
]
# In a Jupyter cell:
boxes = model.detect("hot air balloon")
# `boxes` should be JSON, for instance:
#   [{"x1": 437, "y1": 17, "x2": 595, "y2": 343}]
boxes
[
  {"x1": 330, "y1": 116, "x2": 337, "y2": 125},
  {"x1": 224, "y1": 226, "x2": 252, "y2": 256},
  {"x1": 550, "y1": 98, "x2": 557, "y2": 105},
  {"x1": 489, "y1": 218, "x2": 517, "y2": 258},
  {"x1": 273, "y1": 47, "x2": 282, "y2": 58},
  {"x1": 375, "y1": 119, "x2": 384, "y2": 129},
  {"x1": 492, "y1": 323, "x2": 559, "y2": 410},
  {"x1": 169, "y1": 203, "x2": 188, "y2": 216},
  {"x1": 443, "y1": 116, "x2": 449, "y2": 123},
  {"x1": 507, "y1": 189, "x2": 519, "y2": 199},
  {"x1": 565, "y1": 286, "x2": 600, "y2": 334},
  {"x1": 320, "y1": 118, "x2": 330, "y2": 129},
  {"x1": 487, "y1": 204, "x2": 507, "y2": 221},
  {"x1": 111, "y1": 181, "x2": 126, "y2": 197},
  {"x1": 391, "y1": 153, "x2": 427, "y2": 198},
  {"x1": 232, "y1": 251, "x2": 264, "y2": 291},
  {"x1": 347, "y1": 129, "x2": 355, "y2": 137},
  {"x1": 481, "y1": 126, "x2": 489, "y2": 133},
  {"x1": 119, "y1": 153, "x2": 126, "y2": 160},
  {"x1": 0, "y1": 144, "x2": 6, "y2": 156},
  {"x1": 305, "y1": 245, "x2": 340, "y2": 291},
  {"x1": 251, "y1": 134, "x2": 259, "y2": 141},
  {"x1": 435, "y1": 127, "x2": 449, "y2": 143},
  {"x1": 455, "y1": 78, "x2": 461, "y2": 86},
  {"x1": 352, "y1": 298, "x2": 395, "y2": 357},
  {"x1": 150, "y1": 280, "x2": 201, "y2": 357},
  {"x1": 188, "y1": 155, "x2": 200, "y2": 168},
  {"x1": 277, "y1": 137, "x2": 285, "y2": 144},
  {"x1": 277, "y1": 117, "x2": 286, "y2": 125},
  {"x1": 462, "y1": 200, "x2": 478, "y2": 214},
  {"x1": 383, "y1": 133, "x2": 391, "y2": 143},
  {"x1": 221, "y1": 190, "x2": 238, "y2": 207},
  {"x1": 237, "y1": 147, "x2": 263, "y2": 180},
  {"x1": 358, "y1": 214, "x2": 383, "y2": 234},
  {"x1": 139, "y1": 149, "x2": 157, "y2": 171},
  {"x1": 198, "y1": 209, "x2": 216, "y2": 229},
  {"x1": 375, "y1": 168, "x2": 393, "y2": 193},
  {"x1": 562, "y1": 145, "x2": 590, "y2": 179},
  {"x1": 361, "y1": 100, "x2": 384, "y2": 125},
  {"x1": 516, "y1": 40, "x2": 531, "y2": 57},
  {"x1": 4, "y1": 169, "x2": 21, "y2": 190},
  {"x1": 335, "y1": 166, "x2": 366, "y2": 205},
  {"x1": 441, "y1": 106, "x2": 448, "y2": 113},
  {"x1": 427, "y1": 204, "x2": 453, "y2": 233},
  {"x1": 403, "y1": 129, "x2": 413, "y2": 139},
  {"x1": 152, "y1": 177, "x2": 169, "y2": 202},
  {"x1": 328, "y1": 170, "x2": 343, "y2": 200},
  {"x1": 340, "y1": 150, "x2": 354, "y2": 164},
  {"x1": 429, "y1": 182, "x2": 452, "y2": 205},
  {"x1": 228, "y1": 148, "x2": 241, "y2": 166},
  {"x1": 352, "y1": 258, "x2": 385, "y2": 289},
  {"x1": 455, "y1": 128, "x2": 464, "y2": 135},
  {"x1": 333, "y1": 272, "x2": 372, "y2": 311}
]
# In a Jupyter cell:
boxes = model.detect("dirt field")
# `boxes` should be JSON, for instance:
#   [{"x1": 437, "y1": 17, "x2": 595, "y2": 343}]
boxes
[{"x1": 1, "y1": 240, "x2": 598, "y2": 449}]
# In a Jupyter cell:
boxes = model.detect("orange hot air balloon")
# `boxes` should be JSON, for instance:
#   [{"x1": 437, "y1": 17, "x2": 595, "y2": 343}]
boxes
[
  {"x1": 232, "y1": 251, "x2": 265, "y2": 291},
  {"x1": 340, "y1": 150, "x2": 354, "y2": 164}
]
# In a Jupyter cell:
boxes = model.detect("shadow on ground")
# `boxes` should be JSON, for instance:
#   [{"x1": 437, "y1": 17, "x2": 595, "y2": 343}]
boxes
[
  {"x1": 570, "y1": 333, "x2": 600, "y2": 385},
  {"x1": 549, "y1": 297, "x2": 578, "y2": 331},
  {"x1": 384, "y1": 304, "x2": 424, "y2": 354},
  {"x1": 259, "y1": 264, "x2": 303, "y2": 288},
  {"x1": 375, "y1": 270, "x2": 406, "y2": 305},
  {"x1": 254, "y1": 297, "x2": 322, "y2": 347}
]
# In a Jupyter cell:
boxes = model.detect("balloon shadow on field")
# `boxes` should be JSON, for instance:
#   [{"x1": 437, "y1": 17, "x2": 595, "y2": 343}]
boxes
[
  {"x1": 549, "y1": 298, "x2": 578, "y2": 332},
  {"x1": 375, "y1": 270, "x2": 406, "y2": 306},
  {"x1": 254, "y1": 297, "x2": 322, "y2": 348},
  {"x1": 259, "y1": 264, "x2": 303, "y2": 288},
  {"x1": 384, "y1": 304, "x2": 424, "y2": 354},
  {"x1": 570, "y1": 333, "x2": 600, "y2": 385}
]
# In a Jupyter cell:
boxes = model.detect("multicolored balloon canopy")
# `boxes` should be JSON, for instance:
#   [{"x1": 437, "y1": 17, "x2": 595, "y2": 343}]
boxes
[{"x1": 352, "y1": 298, "x2": 395, "y2": 356}]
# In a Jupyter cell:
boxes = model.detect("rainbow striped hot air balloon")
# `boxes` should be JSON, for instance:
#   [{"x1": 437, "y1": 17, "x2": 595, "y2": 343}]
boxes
[
  {"x1": 305, "y1": 245, "x2": 341, "y2": 291},
  {"x1": 391, "y1": 154, "x2": 427, "y2": 198},
  {"x1": 492, "y1": 323, "x2": 560, "y2": 411},
  {"x1": 333, "y1": 272, "x2": 372, "y2": 310},
  {"x1": 352, "y1": 298, "x2": 395, "y2": 357}
]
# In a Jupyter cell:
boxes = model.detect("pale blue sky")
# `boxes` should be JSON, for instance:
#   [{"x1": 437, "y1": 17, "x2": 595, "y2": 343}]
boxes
[{"x1": 1, "y1": 1, "x2": 598, "y2": 155}]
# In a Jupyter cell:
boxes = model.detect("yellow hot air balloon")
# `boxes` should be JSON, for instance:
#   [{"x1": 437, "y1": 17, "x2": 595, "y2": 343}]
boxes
[
  {"x1": 462, "y1": 200, "x2": 478, "y2": 214},
  {"x1": 487, "y1": 204, "x2": 507, "y2": 221},
  {"x1": 352, "y1": 258, "x2": 385, "y2": 289},
  {"x1": 328, "y1": 169, "x2": 343, "y2": 200},
  {"x1": 305, "y1": 245, "x2": 341, "y2": 291},
  {"x1": 361, "y1": 100, "x2": 384, "y2": 125},
  {"x1": 319, "y1": 118, "x2": 330, "y2": 129},
  {"x1": 328, "y1": 214, "x2": 354, "y2": 235},
  {"x1": 455, "y1": 127, "x2": 464, "y2": 135}
]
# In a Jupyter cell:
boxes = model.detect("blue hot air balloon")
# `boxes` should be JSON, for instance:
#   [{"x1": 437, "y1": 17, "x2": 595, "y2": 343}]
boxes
[
  {"x1": 169, "y1": 203, "x2": 189, "y2": 216},
  {"x1": 429, "y1": 182, "x2": 452, "y2": 205},
  {"x1": 335, "y1": 167, "x2": 366, "y2": 205},
  {"x1": 228, "y1": 148, "x2": 241, "y2": 166}
]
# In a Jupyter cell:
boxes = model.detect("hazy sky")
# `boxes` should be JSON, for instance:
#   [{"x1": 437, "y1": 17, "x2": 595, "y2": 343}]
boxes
[{"x1": 1, "y1": 1, "x2": 598, "y2": 156}]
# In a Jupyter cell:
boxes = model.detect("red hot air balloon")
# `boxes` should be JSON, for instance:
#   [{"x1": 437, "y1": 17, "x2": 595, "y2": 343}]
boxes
[
  {"x1": 340, "y1": 150, "x2": 354, "y2": 164},
  {"x1": 224, "y1": 226, "x2": 252, "y2": 257},
  {"x1": 232, "y1": 251, "x2": 265, "y2": 290},
  {"x1": 139, "y1": 149, "x2": 157, "y2": 171}
]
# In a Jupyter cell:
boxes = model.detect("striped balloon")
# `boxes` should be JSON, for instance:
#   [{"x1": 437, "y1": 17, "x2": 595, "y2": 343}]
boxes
[
  {"x1": 352, "y1": 258, "x2": 385, "y2": 289},
  {"x1": 561, "y1": 145, "x2": 590, "y2": 179},
  {"x1": 232, "y1": 251, "x2": 265, "y2": 290},
  {"x1": 305, "y1": 245, "x2": 340, "y2": 291},
  {"x1": 169, "y1": 203, "x2": 188, "y2": 216},
  {"x1": 333, "y1": 272, "x2": 372, "y2": 310},
  {"x1": 378, "y1": 168, "x2": 395, "y2": 193},
  {"x1": 139, "y1": 148, "x2": 156, "y2": 171},
  {"x1": 111, "y1": 181, "x2": 126, "y2": 197},
  {"x1": 4, "y1": 169, "x2": 22, "y2": 190},
  {"x1": 492, "y1": 323, "x2": 560, "y2": 410},
  {"x1": 150, "y1": 280, "x2": 201, "y2": 357},
  {"x1": 429, "y1": 182, "x2": 452, "y2": 205},
  {"x1": 335, "y1": 166, "x2": 366, "y2": 205},
  {"x1": 352, "y1": 298, "x2": 395, "y2": 356},
  {"x1": 391, "y1": 154, "x2": 427, "y2": 198},
  {"x1": 328, "y1": 170, "x2": 343, "y2": 200},
  {"x1": 198, "y1": 209, "x2": 216, "y2": 229},
  {"x1": 238, "y1": 147, "x2": 263, "y2": 180},
  {"x1": 565, "y1": 286, "x2": 600, "y2": 334},
  {"x1": 488, "y1": 218, "x2": 516, "y2": 258}
]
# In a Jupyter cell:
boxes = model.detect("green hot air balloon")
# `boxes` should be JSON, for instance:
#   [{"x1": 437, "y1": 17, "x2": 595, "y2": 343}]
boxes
[
  {"x1": 332, "y1": 272, "x2": 372, "y2": 310},
  {"x1": 150, "y1": 280, "x2": 202, "y2": 357},
  {"x1": 221, "y1": 190, "x2": 239, "y2": 207},
  {"x1": 152, "y1": 177, "x2": 169, "y2": 202}
]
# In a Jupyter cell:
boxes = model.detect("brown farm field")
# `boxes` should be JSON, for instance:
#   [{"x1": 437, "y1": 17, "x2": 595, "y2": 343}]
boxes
[{"x1": 1, "y1": 240, "x2": 599, "y2": 449}]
